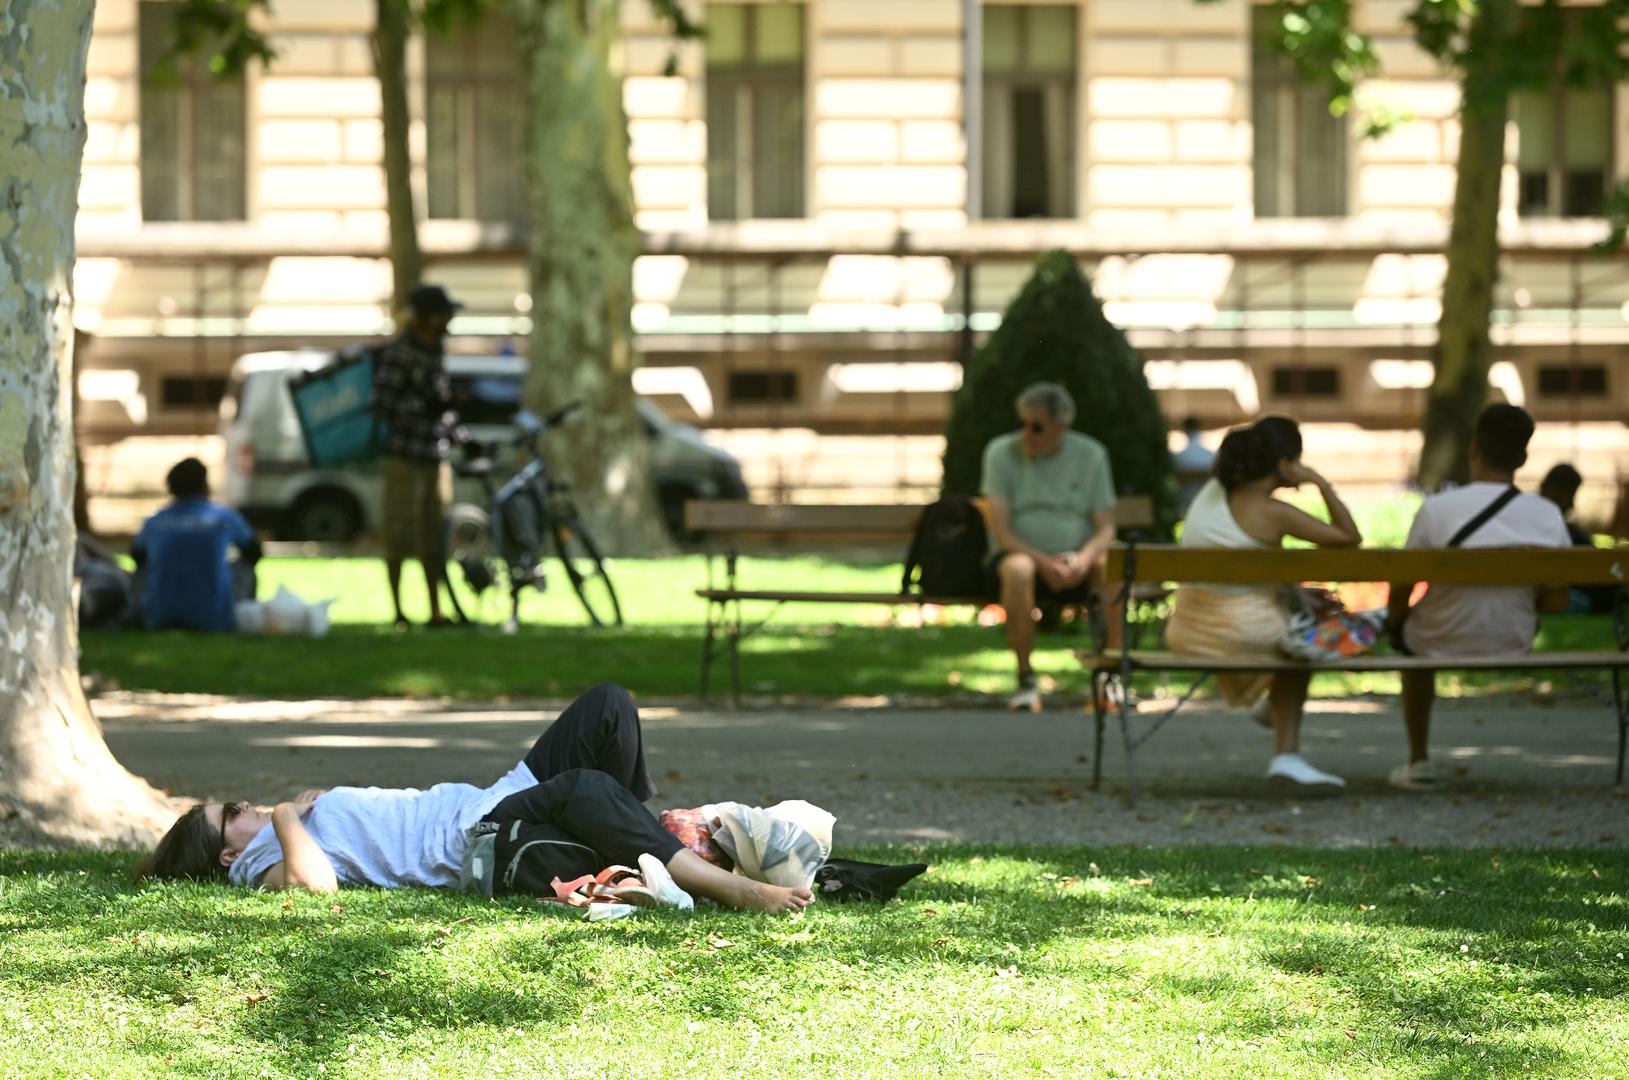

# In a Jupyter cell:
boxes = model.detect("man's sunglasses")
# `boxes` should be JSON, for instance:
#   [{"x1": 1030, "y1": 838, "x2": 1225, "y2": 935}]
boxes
[
  {"x1": 1022, "y1": 421, "x2": 1048, "y2": 434},
  {"x1": 219, "y1": 800, "x2": 247, "y2": 851}
]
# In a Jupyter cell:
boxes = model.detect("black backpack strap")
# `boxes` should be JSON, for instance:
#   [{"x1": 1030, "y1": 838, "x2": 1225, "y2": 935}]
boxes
[{"x1": 1447, "y1": 486, "x2": 1520, "y2": 548}]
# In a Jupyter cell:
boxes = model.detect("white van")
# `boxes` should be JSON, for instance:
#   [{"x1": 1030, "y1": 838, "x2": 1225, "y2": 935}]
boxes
[{"x1": 219, "y1": 349, "x2": 747, "y2": 542}]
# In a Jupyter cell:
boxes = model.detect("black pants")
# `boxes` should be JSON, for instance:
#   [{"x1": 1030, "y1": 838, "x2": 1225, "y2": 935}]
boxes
[{"x1": 480, "y1": 684, "x2": 681, "y2": 890}]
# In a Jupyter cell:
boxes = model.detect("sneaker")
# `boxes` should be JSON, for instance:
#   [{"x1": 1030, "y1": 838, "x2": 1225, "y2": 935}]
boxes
[
  {"x1": 1388, "y1": 759, "x2": 1439, "y2": 792},
  {"x1": 1250, "y1": 698, "x2": 1274, "y2": 730},
  {"x1": 1008, "y1": 674, "x2": 1041, "y2": 713},
  {"x1": 1266, "y1": 753, "x2": 1346, "y2": 795},
  {"x1": 638, "y1": 852, "x2": 695, "y2": 911}
]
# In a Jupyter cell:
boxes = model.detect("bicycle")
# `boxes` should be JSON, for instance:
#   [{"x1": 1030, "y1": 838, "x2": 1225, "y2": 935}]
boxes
[{"x1": 440, "y1": 401, "x2": 624, "y2": 631}]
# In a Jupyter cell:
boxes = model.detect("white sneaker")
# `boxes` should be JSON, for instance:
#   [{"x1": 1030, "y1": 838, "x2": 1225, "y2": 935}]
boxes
[
  {"x1": 1389, "y1": 759, "x2": 1439, "y2": 792},
  {"x1": 638, "y1": 852, "x2": 695, "y2": 911},
  {"x1": 1007, "y1": 682, "x2": 1042, "y2": 712},
  {"x1": 1266, "y1": 753, "x2": 1346, "y2": 795}
]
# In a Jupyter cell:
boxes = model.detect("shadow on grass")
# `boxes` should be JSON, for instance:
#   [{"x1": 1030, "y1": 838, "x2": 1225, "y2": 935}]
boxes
[{"x1": 2, "y1": 846, "x2": 1623, "y2": 1075}]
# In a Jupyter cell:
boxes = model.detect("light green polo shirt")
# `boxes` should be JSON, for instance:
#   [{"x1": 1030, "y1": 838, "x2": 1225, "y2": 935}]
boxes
[{"x1": 979, "y1": 430, "x2": 1116, "y2": 556}]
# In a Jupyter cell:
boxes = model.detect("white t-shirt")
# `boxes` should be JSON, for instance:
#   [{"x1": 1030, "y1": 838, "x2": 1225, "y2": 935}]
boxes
[
  {"x1": 228, "y1": 760, "x2": 536, "y2": 889},
  {"x1": 1402, "y1": 482, "x2": 1570, "y2": 657}
]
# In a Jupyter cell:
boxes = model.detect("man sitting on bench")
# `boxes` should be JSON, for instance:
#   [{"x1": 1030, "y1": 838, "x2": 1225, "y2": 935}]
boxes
[
  {"x1": 981, "y1": 382, "x2": 1117, "y2": 712},
  {"x1": 1386, "y1": 404, "x2": 1572, "y2": 791}
]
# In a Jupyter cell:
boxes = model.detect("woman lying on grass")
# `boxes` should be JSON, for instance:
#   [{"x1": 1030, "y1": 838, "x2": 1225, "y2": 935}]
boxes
[{"x1": 133, "y1": 683, "x2": 812, "y2": 914}]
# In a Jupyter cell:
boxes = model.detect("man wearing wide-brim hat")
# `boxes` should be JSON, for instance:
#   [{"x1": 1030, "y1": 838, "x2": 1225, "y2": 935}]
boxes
[{"x1": 374, "y1": 284, "x2": 467, "y2": 629}]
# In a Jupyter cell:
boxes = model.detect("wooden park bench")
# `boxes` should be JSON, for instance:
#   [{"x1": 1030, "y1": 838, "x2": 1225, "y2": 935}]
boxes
[
  {"x1": 688, "y1": 496, "x2": 1156, "y2": 702},
  {"x1": 1085, "y1": 544, "x2": 1629, "y2": 802}
]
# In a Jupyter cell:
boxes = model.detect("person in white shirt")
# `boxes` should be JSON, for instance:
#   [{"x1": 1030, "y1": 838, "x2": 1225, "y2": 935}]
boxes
[
  {"x1": 1385, "y1": 405, "x2": 1572, "y2": 791},
  {"x1": 133, "y1": 683, "x2": 812, "y2": 913}
]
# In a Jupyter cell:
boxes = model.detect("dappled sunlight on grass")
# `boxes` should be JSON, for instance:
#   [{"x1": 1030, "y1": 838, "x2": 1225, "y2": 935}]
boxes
[{"x1": 0, "y1": 847, "x2": 1623, "y2": 1077}]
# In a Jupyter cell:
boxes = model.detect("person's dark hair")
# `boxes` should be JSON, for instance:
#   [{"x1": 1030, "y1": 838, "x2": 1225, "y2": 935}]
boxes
[
  {"x1": 1473, "y1": 404, "x2": 1535, "y2": 473},
  {"x1": 1541, "y1": 463, "x2": 1582, "y2": 492},
  {"x1": 131, "y1": 805, "x2": 227, "y2": 885},
  {"x1": 166, "y1": 458, "x2": 209, "y2": 499},
  {"x1": 1181, "y1": 416, "x2": 1203, "y2": 436},
  {"x1": 1213, "y1": 415, "x2": 1303, "y2": 492}
]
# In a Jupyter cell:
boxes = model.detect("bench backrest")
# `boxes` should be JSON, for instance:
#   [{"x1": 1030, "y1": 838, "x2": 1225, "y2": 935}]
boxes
[
  {"x1": 685, "y1": 495, "x2": 1156, "y2": 541},
  {"x1": 1104, "y1": 543, "x2": 1629, "y2": 587}
]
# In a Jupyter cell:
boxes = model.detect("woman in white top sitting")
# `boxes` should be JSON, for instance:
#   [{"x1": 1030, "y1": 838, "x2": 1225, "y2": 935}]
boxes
[
  {"x1": 133, "y1": 683, "x2": 812, "y2": 914},
  {"x1": 1165, "y1": 416, "x2": 1362, "y2": 793}
]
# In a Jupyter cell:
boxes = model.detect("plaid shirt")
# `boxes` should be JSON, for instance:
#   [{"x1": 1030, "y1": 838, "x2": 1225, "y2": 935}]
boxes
[{"x1": 373, "y1": 332, "x2": 461, "y2": 462}]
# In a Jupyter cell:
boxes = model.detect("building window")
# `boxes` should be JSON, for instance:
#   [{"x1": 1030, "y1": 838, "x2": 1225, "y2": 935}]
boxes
[
  {"x1": 1514, "y1": 12, "x2": 1612, "y2": 219},
  {"x1": 138, "y1": 1, "x2": 247, "y2": 222},
  {"x1": 158, "y1": 374, "x2": 229, "y2": 411},
  {"x1": 727, "y1": 370, "x2": 799, "y2": 405},
  {"x1": 1251, "y1": 6, "x2": 1346, "y2": 218},
  {"x1": 1536, "y1": 364, "x2": 1608, "y2": 398},
  {"x1": 425, "y1": 14, "x2": 526, "y2": 225},
  {"x1": 706, "y1": 3, "x2": 806, "y2": 221},
  {"x1": 982, "y1": 4, "x2": 1076, "y2": 219},
  {"x1": 1270, "y1": 366, "x2": 1342, "y2": 398}
]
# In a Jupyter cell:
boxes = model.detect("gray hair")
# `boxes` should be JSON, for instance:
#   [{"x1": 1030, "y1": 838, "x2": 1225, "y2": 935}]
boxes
[{"x1": 1016, "y1": 382, "x2": 1076, "y2": 426}]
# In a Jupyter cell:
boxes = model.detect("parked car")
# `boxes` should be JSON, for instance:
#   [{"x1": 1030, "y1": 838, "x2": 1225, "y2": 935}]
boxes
[{"x1": 219, "y1": 349, "x2": 748, "y2": 542}]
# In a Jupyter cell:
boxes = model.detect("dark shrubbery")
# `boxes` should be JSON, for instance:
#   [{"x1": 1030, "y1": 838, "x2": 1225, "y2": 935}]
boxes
[{"x1": 941, "y1": 249, "x2": 1176, "y2": 538}]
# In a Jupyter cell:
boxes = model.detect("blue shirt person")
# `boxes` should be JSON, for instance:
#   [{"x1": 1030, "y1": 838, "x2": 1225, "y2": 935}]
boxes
[{"x1": 131, "y1": 458, "x2": 261, "y2": 632}]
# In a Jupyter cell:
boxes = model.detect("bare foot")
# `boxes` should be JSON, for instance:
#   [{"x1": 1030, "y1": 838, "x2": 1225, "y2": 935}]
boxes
[{"x1": 743, "y1": 882, "x2": 813, "y2": 914}]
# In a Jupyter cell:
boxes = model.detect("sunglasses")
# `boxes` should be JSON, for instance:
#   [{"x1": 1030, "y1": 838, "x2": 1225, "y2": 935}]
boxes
[
  {"x1": 1021, "y1": 420, "x2": 1048, "y2": 435},
  {"x1": 219, "y1": 800, "x2": 247, "y2": 851}
]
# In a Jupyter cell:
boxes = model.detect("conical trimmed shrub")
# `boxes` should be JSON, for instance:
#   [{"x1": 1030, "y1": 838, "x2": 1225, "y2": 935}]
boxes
[{"x1": 942, "y1": 249, "x2": 1176, "y2": 538}]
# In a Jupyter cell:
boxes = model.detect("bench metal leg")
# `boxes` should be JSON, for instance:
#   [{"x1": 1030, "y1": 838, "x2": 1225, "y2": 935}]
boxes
[
  {"x1": 700, "y1": 599, "x2": 717, "y2": 699},
  {"x1": 1090, "y1": 668, "x2": 1106, "y2": 790},
  {"x1": 728, "y1": 597, "x2": 743, "y2": 707},
  {"x1": 1615, "y1": 668, "x2": 1626, "y2": 787}
]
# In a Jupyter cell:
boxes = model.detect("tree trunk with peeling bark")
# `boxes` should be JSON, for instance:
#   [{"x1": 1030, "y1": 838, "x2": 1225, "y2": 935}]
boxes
[
  {"x1": 1417, "y1": 0, "x2": 1515, "y2": 491},
  {"x1": 510, "y1": 0, "x2": 668, "y2": 554},
  {"x1": 374, "y1": 0, "x2": 423, "y2": 315},
  {"x1": 1, "y1": 0, "x2": 174, "y2": 847}
]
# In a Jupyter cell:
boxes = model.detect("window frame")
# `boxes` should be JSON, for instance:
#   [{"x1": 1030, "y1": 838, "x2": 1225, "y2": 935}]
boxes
[
  {"x1": 1250, "y1": 5, "x2": 1348, "y2": 220},
  {"x1": 423, "y1": 14, "x2": 527, "y2": 226},
  {"x1": 980, "y1": 3, "x2": 1079, "y2": 221},
  {"x1": 137, "y1": 0, "x2": 249, "y2": 223},
  {"x1": 705, "y1": 3, "x2": 809, "y2": 222}
]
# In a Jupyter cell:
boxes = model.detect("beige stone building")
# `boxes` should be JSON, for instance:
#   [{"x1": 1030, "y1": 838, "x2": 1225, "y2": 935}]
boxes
[{"x1": 74, "y1": 0, "x2": 1628, "y2": 510}]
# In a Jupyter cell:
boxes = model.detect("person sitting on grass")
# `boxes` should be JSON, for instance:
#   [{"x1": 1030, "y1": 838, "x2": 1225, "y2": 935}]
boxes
[
  {"x1": 130, "y1": 457, "x2": 260, "y2": 632},
  {"x1": 1164, "y1": 415, "x2": 1362, "y2": 794},
  {"x1": 133, "y1": 683, "x2": 812, "y2": 914}
]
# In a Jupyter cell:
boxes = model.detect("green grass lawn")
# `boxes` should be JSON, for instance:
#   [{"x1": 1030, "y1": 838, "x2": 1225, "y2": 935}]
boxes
[
  {"x1": 81, "y1": 555, "x2": 1618, "y2": 701},
  {"x1": 1, "y1": 847, "x2": 1624, "y2": 1078}
]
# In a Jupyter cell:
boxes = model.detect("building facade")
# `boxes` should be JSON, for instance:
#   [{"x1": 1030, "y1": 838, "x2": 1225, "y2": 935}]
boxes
[{"x1": 75, "y1": 0, "x2": 1628, "y2": 501}]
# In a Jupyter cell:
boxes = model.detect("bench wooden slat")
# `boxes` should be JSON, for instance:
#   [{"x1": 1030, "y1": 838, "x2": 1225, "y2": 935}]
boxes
[
  {"x1": 686, "y1": 495, "x2": 1156, "y2": 536},
  {"x1": 1103, "y1": 544, "x2": 1629, "y2": 586},
  {"x1": 1088, "y1": 648, "x2": 1627, "y2": 673},
  {"x1": 697, "y1": 589, "x2": 988, "y2": 605}
]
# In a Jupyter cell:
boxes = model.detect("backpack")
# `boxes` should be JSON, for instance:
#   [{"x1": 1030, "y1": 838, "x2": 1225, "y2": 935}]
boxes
[{"x1": 901, "y1": 494, "x2": 990, "y2": 597}]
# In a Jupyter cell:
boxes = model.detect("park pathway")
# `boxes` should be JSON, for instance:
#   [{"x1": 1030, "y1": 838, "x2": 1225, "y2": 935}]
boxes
[{"x1": 96, "y1": 692, "x2": 1627, "y2": 849}]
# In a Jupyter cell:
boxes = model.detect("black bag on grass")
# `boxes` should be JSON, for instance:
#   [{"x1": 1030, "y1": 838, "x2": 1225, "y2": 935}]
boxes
[
  {"x1": 814, "y1": 858, "x2": 928, "y2": 903},
  {"x1": 901, "y1": 494, "x2": 989, "y2": 597},
  {"x1": 460, "y1": 819, "x2": 603, "y2": 898}
]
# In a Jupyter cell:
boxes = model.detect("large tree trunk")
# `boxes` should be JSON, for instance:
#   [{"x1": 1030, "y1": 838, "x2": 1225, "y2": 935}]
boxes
[
  {"x1": 374, "y1": 0, "x2": 424, "y2": 317},
  {"x1": 1417, "y1": 0, "x2": 1516, "y2": 491},
  {"x1": 0, "y1": 0, "x2": 175, "y2": 847},
  {"x1": 511, "y1": 0, "x2": 668, "y2": 554}
]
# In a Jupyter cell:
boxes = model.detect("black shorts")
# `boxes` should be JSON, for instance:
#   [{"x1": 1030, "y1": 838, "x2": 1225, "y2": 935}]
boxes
[{"x1": 985, "y1": 553, "x2": 1097, "y2": 606}]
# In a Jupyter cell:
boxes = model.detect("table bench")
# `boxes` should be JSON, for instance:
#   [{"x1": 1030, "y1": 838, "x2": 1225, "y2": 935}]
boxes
[
  {"x1": 688, "y1": 496, "x2": 1156, "y2": 702},
  {"x1": 1085, "y1": 544, "x2": 1629, "y2": 802}
]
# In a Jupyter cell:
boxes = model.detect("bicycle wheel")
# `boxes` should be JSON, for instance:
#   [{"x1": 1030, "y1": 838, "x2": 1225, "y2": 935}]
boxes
[
  {"x1": 442, "y1": 503, "x2": 501, "y2": 618},
  {"x1": 551, "y1": 514, "x2": 623, "y2": 627}
]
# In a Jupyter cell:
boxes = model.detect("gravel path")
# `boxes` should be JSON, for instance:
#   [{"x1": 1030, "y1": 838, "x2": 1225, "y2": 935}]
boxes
[{"x1": 91, "y1": 689, "x2": 1629, "y2": 850}]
